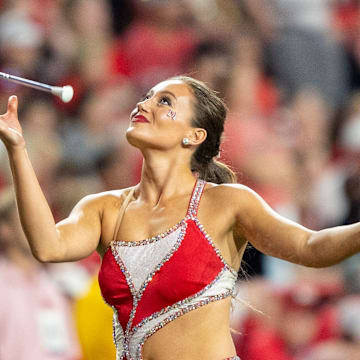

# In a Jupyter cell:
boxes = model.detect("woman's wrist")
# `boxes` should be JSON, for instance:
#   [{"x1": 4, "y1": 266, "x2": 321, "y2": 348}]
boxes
[{"x1": 6, "y1": 143, "x2": 27, "y2": 158}]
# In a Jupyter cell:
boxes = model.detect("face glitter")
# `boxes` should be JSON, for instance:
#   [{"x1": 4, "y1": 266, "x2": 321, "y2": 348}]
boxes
[{"x1": 167, "y1": 109, "x2": 176, "y2": 120}]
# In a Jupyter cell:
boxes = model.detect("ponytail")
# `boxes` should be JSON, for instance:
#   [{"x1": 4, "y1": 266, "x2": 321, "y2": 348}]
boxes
[
  {"x1": 191, "y1": 157, "x2": 237, "y2": 184},
  {"x1": 170, "y1": 76, "x2": 236, "y2": 184}
]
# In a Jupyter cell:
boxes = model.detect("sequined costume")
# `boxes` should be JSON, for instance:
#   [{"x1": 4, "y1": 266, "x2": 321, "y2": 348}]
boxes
[{"x1": 99, "y1": 179, "x2": 239, "y2": 360}]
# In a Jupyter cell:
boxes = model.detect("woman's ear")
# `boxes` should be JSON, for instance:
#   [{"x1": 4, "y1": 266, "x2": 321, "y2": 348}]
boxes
[{"x1": 188, "y1": 128, "x2": 207, "y2": 146}]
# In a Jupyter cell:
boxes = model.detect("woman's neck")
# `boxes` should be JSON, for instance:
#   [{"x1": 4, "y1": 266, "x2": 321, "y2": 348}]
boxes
[{"x1": 138, "y1": 150, "x2": 196, "y2": 206}]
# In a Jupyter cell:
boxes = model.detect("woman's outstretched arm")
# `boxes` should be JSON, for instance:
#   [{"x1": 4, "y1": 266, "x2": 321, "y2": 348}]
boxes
[
  {"x1": 228, "y1": 184, "x2": 360, "y2": 267},
  {"x1": 0, "y1": 96, "x2": 101, "y2": 262}
]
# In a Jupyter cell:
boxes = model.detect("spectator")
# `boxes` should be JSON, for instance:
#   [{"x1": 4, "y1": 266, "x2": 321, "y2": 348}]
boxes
[
  {"x1": 0, "y1": 188, "x2": 81, "y2": 360},
  {"x1": 244, "y1": 0, "x2": 350, "y2": 110}
]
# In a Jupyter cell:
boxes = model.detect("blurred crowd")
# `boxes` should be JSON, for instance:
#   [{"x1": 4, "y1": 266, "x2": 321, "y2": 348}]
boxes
[{"x1": 0, "y1": 0, "x2": 360, "y2": 359}]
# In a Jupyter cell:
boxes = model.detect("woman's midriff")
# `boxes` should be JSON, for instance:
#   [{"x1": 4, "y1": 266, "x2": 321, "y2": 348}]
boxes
[{"x1": 142, "y1": 297, "x2": 237, "y2": 360}]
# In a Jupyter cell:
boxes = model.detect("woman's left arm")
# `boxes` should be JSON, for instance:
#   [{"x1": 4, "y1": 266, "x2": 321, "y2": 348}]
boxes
[{"x1": 230, "y1": 184, "x2": 360, "y2": 268}]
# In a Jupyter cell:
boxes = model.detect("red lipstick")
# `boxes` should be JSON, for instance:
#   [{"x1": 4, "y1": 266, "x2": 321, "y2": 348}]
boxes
[{"x1": 132, "y1": 114, "x2": 149, "y2": 123}]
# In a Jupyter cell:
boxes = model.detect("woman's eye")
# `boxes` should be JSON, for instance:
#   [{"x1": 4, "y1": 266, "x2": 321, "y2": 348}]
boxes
[
  {"x1": 159, "y1": 96, "x2": 171, "y2": 106},
  {"x1": 141, "y1": 94, "x2": 151, "y2": 101}
]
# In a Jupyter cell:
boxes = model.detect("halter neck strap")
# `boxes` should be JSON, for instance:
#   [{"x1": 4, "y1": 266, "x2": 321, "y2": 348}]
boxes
[
  {"x1": 112, "y1": 188, "x2": 135, "y2": 241},
  {"x1": 186, "y1": 178, "x2": 206, "y2": 218}
]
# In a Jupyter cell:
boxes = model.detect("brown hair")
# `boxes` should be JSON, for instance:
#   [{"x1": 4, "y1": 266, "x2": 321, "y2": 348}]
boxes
[{"x1": 171, "y1": 76, "x2": 237, "y2": 184}]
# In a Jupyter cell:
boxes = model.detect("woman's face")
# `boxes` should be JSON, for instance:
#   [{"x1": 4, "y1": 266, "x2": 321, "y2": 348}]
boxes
[{"x1": 126, "y1": 79, "x2": 196, "y2": 151}]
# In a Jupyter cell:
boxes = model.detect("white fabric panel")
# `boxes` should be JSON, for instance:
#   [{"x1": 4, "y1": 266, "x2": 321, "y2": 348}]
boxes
[
  {"x1": 114, "y1": 226, "x2": 182, "y2": 292},
  {"x1": 129, "y1": 268, "x2": 237, "y2": 358}
]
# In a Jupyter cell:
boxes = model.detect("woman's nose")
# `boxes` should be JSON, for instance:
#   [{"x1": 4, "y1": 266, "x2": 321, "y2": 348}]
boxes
[{"x1": 137, "y1": 99, "x2": 150, "y2": 113}]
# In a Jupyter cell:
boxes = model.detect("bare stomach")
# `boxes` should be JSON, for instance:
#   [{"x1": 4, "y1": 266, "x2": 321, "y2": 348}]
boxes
[{"x1": 142, "y1": 298, "x2": 237, "y2": 360}]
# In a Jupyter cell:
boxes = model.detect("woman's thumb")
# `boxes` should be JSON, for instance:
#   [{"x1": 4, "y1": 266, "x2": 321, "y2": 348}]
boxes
[{"x1": 7, "y1": 95, "x2": 18, "y2": 113}]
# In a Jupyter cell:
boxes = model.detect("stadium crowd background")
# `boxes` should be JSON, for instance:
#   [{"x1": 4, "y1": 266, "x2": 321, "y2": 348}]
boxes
[{"x1": 0, "y1": 0, "x2": 360, "y2": 359}]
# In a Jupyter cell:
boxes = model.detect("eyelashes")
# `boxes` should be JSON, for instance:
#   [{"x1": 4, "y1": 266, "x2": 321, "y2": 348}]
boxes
[
  {"x1": 140, "y1": 94, "x2": 151, "y2": 102},
  {"x1": 159, "y1": 96, "x2": 172, "y2": 106},
  {"x1": 140, "y1": 94, "x2": 172, "y2": 106}
]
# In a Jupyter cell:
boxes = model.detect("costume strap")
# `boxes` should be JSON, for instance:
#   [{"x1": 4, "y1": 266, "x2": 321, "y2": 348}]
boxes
[
  {"x1": 112, "y1": 188, "x2": 135, "y2": 241},
  {"x1": 186, "y1": 178, "x2": 206, "y2": 218}
]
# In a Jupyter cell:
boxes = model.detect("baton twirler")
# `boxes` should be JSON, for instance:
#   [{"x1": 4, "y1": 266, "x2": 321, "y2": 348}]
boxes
[{"x1": 0, "y1": 72, "x2": 74, "y2": 103}]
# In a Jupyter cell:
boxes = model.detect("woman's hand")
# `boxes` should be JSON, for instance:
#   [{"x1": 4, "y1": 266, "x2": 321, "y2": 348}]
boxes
[{"x1": 0, "y1": 96, "x2": 25, "y2": 150}]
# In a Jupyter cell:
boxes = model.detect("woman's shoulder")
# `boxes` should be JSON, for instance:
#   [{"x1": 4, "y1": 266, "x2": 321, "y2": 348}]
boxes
[
  {"x1": 204, "y1": 181, "x2": 257, "y2": 198},
  {"x1": 204, "y1": 182, "x2": 263, "y2": 209},
  {"x1": 75, "y1": 185, "x2": 138, "y2": 211}
]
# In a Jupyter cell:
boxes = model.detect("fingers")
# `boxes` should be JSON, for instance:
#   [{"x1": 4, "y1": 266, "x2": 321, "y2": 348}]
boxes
[{"x1": 7, "y1": 95, "x2": 18, "y2": 114}]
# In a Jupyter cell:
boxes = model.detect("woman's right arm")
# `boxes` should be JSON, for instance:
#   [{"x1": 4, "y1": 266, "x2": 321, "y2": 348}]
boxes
[{"x1": 1, "y1": 96, "x2": 101, "y2": 262}]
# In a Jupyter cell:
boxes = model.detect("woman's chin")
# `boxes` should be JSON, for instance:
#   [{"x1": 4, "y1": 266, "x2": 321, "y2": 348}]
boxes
[{"x1": 125, "y1": 129, "x2": 152, "y2": 149}]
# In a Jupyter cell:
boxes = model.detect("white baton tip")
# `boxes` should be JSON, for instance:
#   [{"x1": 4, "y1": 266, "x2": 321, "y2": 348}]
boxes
[{"x1": 61, "y1": 85, "x2": 74, "y2": 103}]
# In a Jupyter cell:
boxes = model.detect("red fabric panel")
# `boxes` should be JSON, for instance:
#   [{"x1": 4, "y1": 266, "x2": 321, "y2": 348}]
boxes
[
  {"x1": 98, "y1": 249, "x2": 133, "y2": 330},
  {"x1": 132, "y1": 220, "x2": 224, "y2": 328}
]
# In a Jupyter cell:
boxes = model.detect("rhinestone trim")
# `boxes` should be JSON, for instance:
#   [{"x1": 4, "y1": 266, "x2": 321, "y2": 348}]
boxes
[
  {"x1": 102, "y1": 178, "x2": 239, "y2": 359},
  {"x1": 112, "y1": 307, "x2": 126, "y2": 360},
  {"x1": 110, "y1": 220, "x2": 184, "y2": 247},
  {"x1": 100, "y1": 292, "x2": 125, "y2": 359},
  {"x1": 108, "y1": 178, "x2": 205, "y2": 248},
  {"x1": 130, "y1": 266, "x2": 232, "y2": 337},
  {"x1": 187, "y1": 179, "x2": 206, "y2": 217},
  {"x1": 111, "y1": 221, "x2": 188, "y2": 359},
  {"x1": 193, "y1": 217, "x2": 238, "y2": 277},
  {"x1": 136, "y1": 288, "x2": 234, "y2": 358},
  {"x1": 111, "y1": 242, "x2": 137, "y2": 297}
]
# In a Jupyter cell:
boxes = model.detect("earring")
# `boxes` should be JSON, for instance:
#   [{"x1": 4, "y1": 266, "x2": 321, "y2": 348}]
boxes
[{"x1": 182, "y1": 137, "x2": 190, "y2": 146}]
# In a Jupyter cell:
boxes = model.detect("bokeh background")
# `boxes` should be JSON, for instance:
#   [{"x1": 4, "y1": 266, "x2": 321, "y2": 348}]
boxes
[{"x1": 0, "y1": 0, "x2": 360, "y2": 359}]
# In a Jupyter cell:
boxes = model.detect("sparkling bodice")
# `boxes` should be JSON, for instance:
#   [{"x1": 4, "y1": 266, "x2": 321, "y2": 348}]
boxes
[{"x1": 98, "y1": 179, "x2": 238, "y2": 360}]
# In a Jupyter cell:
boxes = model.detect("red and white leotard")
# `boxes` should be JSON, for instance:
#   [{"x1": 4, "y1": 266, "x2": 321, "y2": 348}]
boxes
[{"x1": 99, "y1": 179, "x2": 238, "y2": 360}]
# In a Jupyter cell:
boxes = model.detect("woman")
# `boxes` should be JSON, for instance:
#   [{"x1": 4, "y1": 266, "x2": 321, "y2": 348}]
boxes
[{"x1": 0, "y1": 76, "x2": 359, "y2": 360}]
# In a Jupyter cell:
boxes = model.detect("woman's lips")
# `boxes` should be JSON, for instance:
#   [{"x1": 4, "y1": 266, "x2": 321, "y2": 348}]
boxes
[{"x1": 132, "y1": 114, "x2": 149, "y2": 123}]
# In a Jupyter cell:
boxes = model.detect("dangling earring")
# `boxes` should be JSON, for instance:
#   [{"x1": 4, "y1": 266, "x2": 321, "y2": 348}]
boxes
[{"x1": 182, "y1": 137, "x2": 190, "y2": 146}]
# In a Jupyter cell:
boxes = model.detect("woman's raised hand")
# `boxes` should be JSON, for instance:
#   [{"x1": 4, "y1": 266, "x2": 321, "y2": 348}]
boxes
[{"x1": 0, "y1": 96, "x2": 25, "y2": 149}]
